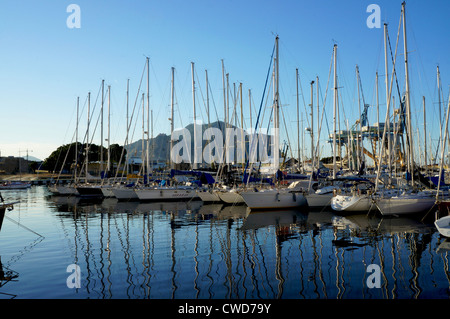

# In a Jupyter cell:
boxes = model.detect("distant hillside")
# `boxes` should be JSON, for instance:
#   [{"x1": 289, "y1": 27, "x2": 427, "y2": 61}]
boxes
[
  {"x1": 125, "y1": 120, "x2": 272, "y2": 162},
  {"x1": 19, "y1": 155, "x2": 43, "y2": 162}
]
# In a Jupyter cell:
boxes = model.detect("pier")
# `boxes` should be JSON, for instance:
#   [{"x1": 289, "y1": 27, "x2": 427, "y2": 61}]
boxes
[{"x1": 0, "y1": 173, "x2": 73, "y2": 186}]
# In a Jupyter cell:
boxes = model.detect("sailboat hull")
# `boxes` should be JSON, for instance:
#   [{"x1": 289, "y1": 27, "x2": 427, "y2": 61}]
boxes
[
  {"x1": 112, "y1": 187, "x2": 138, "y2": 200},
  {"x1": 56, "y1": 185, "x2": 79, "y2": 196},
  {"x1": 217, "y1": 191, "x2": 245, "y2": 204},
  {"x1": 241, "y1": 189, "x2": 307, "y2": 210},
  {"x1": 197, "y1": 189, "x2": 221, "y2": 202},
  {"x1": 305, "y1": 193, "x2": 333, "y2": 208},
  {"x1": 435, "y1": 216, "x2": 450, "y2": 237},
  {"x1": 331, "y1": 195, "x2": 372, "y2": 212},
  {"x1": 0, "y1": 181, "x2": 31, "y2": 189},
  {"x1": 0, "y1": 207, "x2": 5, "y2": 232},
  {"x1": 101, "y1": 187, "x2": 115, "y2": 198},
  {"x1": 135, "y1": 187, "x2": 198, "y2": 201},
  {"x1": 76, "y1": 185, "x2": 104, "y2": 198},
  {"x1": 48, "y1": 185, "x2": 59, "y2": 194},
  {"x1": 376, "y1": 196, "x2": 436, "y2": 216}
]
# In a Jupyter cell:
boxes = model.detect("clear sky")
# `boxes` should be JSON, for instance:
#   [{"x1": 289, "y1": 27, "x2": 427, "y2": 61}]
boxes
[{"x1": 0, "y1": 0, "x2": 449, "y2": 162}]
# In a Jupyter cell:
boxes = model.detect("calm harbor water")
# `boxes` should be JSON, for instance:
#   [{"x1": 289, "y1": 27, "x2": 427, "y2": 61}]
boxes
[{"x1": 0, "y1": 185, "x2": 449, "y2": 299}]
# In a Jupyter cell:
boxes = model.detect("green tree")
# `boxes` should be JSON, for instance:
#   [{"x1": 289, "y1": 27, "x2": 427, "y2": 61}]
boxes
[{"x1": 42, "y1": 142, "x2": 126, "y2": 173}]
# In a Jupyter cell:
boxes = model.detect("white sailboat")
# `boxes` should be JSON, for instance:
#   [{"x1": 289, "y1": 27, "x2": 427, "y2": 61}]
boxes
[
  {"x1": 240, "y1": 36, "x2": 307, "y2": 210},
  {"x1": 135, "y1": 185, "x2": 198, "y2": 201},
  {"x1": 331, "y1": 193, "x2": 372, "y2": 212},
  {"x1": 432, "y1": 57, "x2": 450, "y2": 237},
  {"x1": 0, "y1": 197, "x2": 18, "y2": 232},
  {"x1": 305, "y1": 192, "x2": 334, "y2": 208},
  {"x1": 134, "y1": 62, "x2": 201, "y2": 203},
  {"x1": 216, "y1": 188, "x2": 245, "y2": 204},
  {"x1": 112, "y1": 185, "x2": 139, "y2": 200},
  {"x1": 286, "y1": 180, "x2": 335, "y2": 208},
  {"x1": 373, "y1": 3, "x2": 442, "y2": 217},
  {"x1": 241, "y1": 187, "x2": 307, "y2": 210},
  {"x1": 376, "y1": 192, "x2": 436, "y2": 216},
  {"x1": 55, "y1": 184, "x2": 79, "y2": 196},
  {"x1": 435, "y1": 216, "x2": 450, "y2": 237},
  {"x1": 196, "y1": 188, "x2": 221, "y2": 202},
  {"x1": 0, "y1": 181, "x2": 31, "y2": 190}
]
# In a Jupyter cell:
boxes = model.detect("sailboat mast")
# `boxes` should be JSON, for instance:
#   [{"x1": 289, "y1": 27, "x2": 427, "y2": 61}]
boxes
[
  {"x1": 356, "y1": 66, "x2": 361, "y2": 170},
  {"x1": 437, "y1": 65, "x2": 442, "y2": 166},
  {"x1": 333, "y1": 44, "x2": 337, "y2": 179},
  {"x1": 226, "y1": 73, "x2": 230, "y2": 170},
  {"x1": 383, "y1": 23, "x2": 390, "y2": 173},
  {"x1": 436, "y1": 95, "x2": 450, "y2": 200},
  {"x1": 316, "y1": 76, "x2": 320, "y2": 161},
  {"x1": 142, "y1": 93, "x2": 145, "y2": 175},
  {"x1": 146, "y1": 57, "x2": 150, "y2": 178},
  {"x1": 376, "y1": 72, "x2": 380, "y2": 159},
  {"x1": 423, "y1": 96, "x2": 427, "y2": 176},
  {"x1": 296, "y1": 68, "x2": 300, "y2": 170},
  {"x1": 170, "y1": 67, "x2": 175, "y2": 169},
  {"x1": 249, "y1": 89, "x2": 252, "y2": 129},
  {"x1": 107, "y1": 85, "x2": 111, "y2": 173},
  {"x1": 75, "y1": 96, "x2": 79, "y2": 183},
  {"x1": 191, "y1": 62, "x2": 198, "y2": 170},
  {"x1": 273, "y1": 36, "x2": 280, "y2": 172},
  {"x1": 240, "y1": 82, "x2": 244, "y2": 166},
  {"x1": 310, "y1": 80, "x2": 314, "y2": 165},
  {"x1": 206, "y1": 70, "x2": 210, "y2": 127},
  {"x1": 101, "y1": 79, "x2": 104, "y2": 176},
  {"x1": 126, "y1": 79, "x2": 130, "y2": 176},
  {"x1": 402, "y1": 1, "x2": 414, "y2": 185},
  {"x1": 86, "y1": 92, "x2": 90, "y2": 184}
]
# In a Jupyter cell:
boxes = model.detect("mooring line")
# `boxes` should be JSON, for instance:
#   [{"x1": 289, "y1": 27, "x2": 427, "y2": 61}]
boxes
[{"x1": 4, "y1": 216, "x2": 45, "y2": 238}]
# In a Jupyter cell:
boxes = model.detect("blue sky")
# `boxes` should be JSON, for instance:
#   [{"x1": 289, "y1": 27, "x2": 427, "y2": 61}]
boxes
[{"x1": 0, "y1": 0, "x2": 449, "y2": 162}]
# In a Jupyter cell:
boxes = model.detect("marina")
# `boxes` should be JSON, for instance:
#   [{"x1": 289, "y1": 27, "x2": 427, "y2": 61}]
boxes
[
  {"x1": 1, "y1": 1, "x2": 449, "y2": 307},
  {"x1": 0, "y1": 185, "x2": 450, "y2": 299}
]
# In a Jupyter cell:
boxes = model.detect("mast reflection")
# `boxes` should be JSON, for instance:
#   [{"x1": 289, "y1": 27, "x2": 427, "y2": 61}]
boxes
[{"x1": 48, "y1": 195, "x2": 450, "y2": 299}]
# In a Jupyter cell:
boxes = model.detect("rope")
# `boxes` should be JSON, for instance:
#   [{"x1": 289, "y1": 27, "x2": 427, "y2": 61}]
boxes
[{"x1": 4, "y1": 215, "x2": 45, "y2": 238}]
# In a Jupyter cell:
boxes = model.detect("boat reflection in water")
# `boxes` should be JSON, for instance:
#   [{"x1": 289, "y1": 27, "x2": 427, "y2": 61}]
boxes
[{"x1": 47, "y1": 195, "x2": 450, "y2": 299}]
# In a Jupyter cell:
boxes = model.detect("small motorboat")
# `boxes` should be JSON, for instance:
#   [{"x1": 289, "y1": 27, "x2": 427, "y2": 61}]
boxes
[{"x1": 435, "y1": 215, "x2": 450, "y2": 238}]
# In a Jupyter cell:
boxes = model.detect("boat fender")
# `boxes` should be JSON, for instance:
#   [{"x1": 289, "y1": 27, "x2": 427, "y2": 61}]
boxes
[{"x1": 293, "y1": 192, "x2": 296, "y2": 202}]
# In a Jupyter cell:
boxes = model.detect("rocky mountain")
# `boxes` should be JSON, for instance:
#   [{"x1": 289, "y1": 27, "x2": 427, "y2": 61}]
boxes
[{"x1": 125, "y1": 120, "x2": 273, "y2": 163}]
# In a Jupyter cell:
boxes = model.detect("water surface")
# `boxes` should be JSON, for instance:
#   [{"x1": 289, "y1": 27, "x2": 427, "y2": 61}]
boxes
[{"x1": 0, "y1": 186, "x2": 449, "y2": 299}]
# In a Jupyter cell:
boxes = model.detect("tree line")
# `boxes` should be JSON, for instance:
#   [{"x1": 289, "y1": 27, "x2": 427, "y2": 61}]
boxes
[{"x1": 41, "y1": 142, "x2": 126, "y2": 173}]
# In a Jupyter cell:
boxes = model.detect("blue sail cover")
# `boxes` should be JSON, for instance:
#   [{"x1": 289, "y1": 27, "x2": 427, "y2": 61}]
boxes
[
  {"x1": 242, "y1": 173, "x2": 274, "y2": 185},
  {"x1": 169, "y1": 169, "x2": 215, "y2": 185}
]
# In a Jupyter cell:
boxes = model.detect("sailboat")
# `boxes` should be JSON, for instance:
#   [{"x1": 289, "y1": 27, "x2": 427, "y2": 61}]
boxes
[
  {"x1": 0, "y1": 193, "x2": 18, "y2": 232},
  {"x1": 376, "y1": 191, "x2": 436, "y2": 216},
  {"x1": 432, "y1": 59, "x2": 450, "y2": 236},
  {"x1": 196, "y1": 187, "x2": 221, "y2": 202},
  {"x1": 435, "y1": 216, "x2": 450, "y2": 237},
  {"x1": 326, "y1": 42, "x2": 374, "y2": 213},
  {"x1": 374, "y1": 2, "x2": 437, "y2": 217},
  {"x1": 135, "y1": 184, "x2": 198, "y2": 201},
  {"x1": 133, "y1": 62, "x2": 200, "y2": 202},
  {"x1": 331, "y1": 193, "x2": 372, "y2": 212},
  {"x1": 0, "y1": 181, "x2": 31, "y2": 190},
  {"x1": 240, "y1": 36, "x2": 307, "y2": 210},
  {"x1": 216, "y1": 187, "x2": 245, "y2": 204},
  {"x1": 75, "y1": 89, "x2": 105, "y2": 198}
]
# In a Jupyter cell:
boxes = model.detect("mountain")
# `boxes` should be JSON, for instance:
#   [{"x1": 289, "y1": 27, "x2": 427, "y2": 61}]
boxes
[
  {"x1": 124, "y1": 120, "x2": 272, "y2": 163},
  {"x1": 19, "y1": 155, "x2": 43, "y2": 162}
]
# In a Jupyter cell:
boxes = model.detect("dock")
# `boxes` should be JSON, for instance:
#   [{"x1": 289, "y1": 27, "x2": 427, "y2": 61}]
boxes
[{"x1": 0, "y1": 173, "x2": 73, "y2": 186}]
